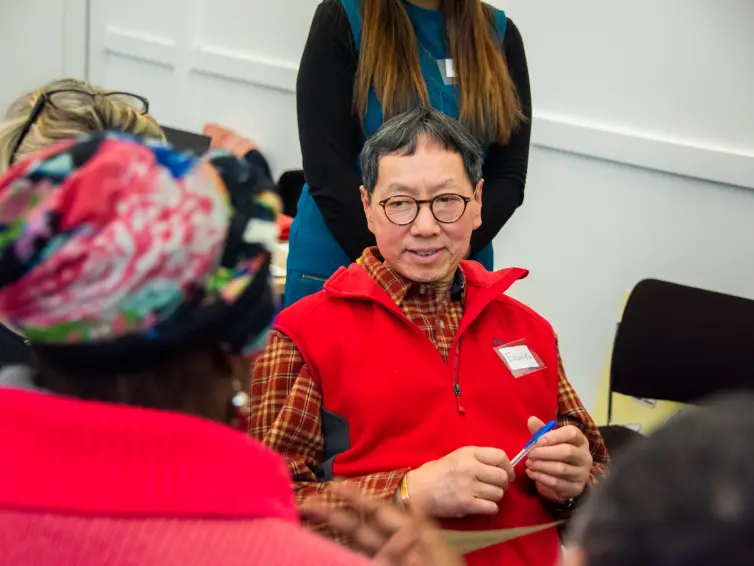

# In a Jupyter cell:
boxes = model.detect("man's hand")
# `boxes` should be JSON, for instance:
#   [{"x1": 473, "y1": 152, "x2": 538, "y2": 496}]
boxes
[
  {"x1": 300, "y1": 484, "x2": 462, "y2": 566},
  {"x1": 406, "y1": 446, "x2": 515, "y2": 518},
  {"x1": 525, "y1": 417, "x2": 592, "y2": 502}
]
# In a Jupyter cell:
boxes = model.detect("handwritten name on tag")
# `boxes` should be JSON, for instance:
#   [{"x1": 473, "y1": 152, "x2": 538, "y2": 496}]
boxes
[{"x1": 498, "y1": 345, "x2": 539, "y2": 371}]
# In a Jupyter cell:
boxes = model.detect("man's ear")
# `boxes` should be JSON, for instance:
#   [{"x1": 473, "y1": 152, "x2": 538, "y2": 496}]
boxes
[
  {"x1": 472, "y1": 179, "x2": 484, "y2": 230},
  {"x1": 360, "y1": 186, "x2": 376, "y2": 234}
]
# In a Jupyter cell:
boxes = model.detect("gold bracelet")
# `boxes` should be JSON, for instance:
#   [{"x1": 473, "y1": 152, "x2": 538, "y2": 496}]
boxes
[{"x1": 400, "y1": 474, "x2": 411, "y2": 512}]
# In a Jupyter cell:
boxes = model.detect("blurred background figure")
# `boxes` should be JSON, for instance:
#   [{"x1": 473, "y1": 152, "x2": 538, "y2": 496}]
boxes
[
  {"x1": 203, "y1": 122, "x2": 294, "y2": 240},
  {"x1": 564, "y1": 393, "x2": 754, "y2": 566}
]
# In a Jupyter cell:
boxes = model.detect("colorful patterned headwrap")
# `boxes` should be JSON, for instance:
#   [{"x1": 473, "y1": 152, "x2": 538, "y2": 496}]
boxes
[{"x1": 0, "y1": 132, "x2": 278, "y2": 374}]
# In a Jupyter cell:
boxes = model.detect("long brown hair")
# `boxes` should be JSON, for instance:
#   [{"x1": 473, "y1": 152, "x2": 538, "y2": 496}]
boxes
[{"x1": 354, "y1": 0, "x2": 524, "y2": 144}]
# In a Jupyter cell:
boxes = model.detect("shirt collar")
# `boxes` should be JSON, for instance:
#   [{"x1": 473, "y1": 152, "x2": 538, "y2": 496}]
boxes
[{"x1": 359, "y1": 247, "x2": 466, "y2": 307}]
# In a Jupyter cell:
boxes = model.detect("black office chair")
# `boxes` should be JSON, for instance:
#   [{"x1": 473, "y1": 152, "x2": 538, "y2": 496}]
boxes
[{"x1": 603, "y1": 278, "x2": 754, "y2": 430}]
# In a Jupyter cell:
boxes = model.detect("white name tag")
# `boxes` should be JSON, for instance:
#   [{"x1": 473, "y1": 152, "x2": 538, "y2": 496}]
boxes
[
  {"x1": 445, "y1": 59, "x2": 456, "y2": 78},
  {"x1": 494, "y1": 339, "x2": 546, "y2": 378},
  {"x1": 498, "y1": 345, "x2": 539, "y2": 371}
]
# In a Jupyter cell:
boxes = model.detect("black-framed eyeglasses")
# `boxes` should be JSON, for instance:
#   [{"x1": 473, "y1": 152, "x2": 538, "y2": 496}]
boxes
[
  {"x1": 9, "y1": 89, "x2": 150, "y2": 166},
  {"x1": 378, "y1": 193, "x2": 474, "y2": 225}
]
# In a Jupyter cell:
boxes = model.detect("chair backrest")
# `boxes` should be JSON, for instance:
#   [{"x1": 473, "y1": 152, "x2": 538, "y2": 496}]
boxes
[
  {"x1": 593, "y1": 279, "x2": 754, "y2": 434},
  {"x1": 277, "y1": 170, "x2": 305, "y2": 218},
  {"x1": 611, "y1": 279, "x2": 754, "y2": 404}
]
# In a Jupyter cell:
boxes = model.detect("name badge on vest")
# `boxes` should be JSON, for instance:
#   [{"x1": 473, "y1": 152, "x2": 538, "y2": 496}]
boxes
[
  {"x1": 437, "y1": 58, "x2": 457, "y2": 85},
  {"x1": 494, "y1": 339, "x2": 546, "y2": 378}
]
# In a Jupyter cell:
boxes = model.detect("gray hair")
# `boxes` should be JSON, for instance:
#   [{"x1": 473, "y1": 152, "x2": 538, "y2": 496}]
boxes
[{"x1": 360, "y1": 106, "x2": 483, "y2": 194}]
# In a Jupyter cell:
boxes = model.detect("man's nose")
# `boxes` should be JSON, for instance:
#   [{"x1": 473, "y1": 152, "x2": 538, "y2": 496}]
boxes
[{"x1": 409, "y1": 203, "x2": 441, "y2": 236}]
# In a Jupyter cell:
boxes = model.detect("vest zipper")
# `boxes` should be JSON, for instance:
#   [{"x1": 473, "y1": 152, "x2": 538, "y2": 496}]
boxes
[{"x1": 452, "y1": 343, "x2": 465, "y2": 414}]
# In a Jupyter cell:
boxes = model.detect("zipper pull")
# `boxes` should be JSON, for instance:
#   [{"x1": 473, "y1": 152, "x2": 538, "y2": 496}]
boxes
[{"x1": 453, "y1": 383, "x2": 465, "y2": 415}]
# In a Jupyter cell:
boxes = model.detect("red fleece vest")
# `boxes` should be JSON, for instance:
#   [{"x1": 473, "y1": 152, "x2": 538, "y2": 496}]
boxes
[{"x1": 276, "y1": 261, "x2": 561, "y2": 566}]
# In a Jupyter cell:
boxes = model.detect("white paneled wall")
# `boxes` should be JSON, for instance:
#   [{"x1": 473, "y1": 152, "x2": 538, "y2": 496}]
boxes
[
  {"x1": 488, "y1": 0, "x2": 754, "y2": 189},
  {"x1": 0, "y1": 0, "x2": 87, "y2": 113},
  {"x1": 88, "y1": 0, "x2": 321, "y2": 176},
  {"x1": 84, "y1": 0, "x2": 754, "y2": 407},
  {"x1": 485, "y1": 0, "x2": 754, "y2": 407}
]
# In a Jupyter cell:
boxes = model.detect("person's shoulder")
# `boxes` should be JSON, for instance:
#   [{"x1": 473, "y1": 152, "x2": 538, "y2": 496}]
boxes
[
  {"x1": 305, "y1": 0, "x2": 357, "y2": 56},
  {"x1": 482, "y1": 3, "x2": 523, "y2": 46},
  {"x1": 275, "y1": 264, "x2": 374, "y2": 333},
  {"x1": 314, "y1": 0, "x2": 351, "y2": 25},
  {"x1": 275, "y1": 289, "x2": 331, "y2": 333},
  {"x1": 483, "y1": 3, "x2": 508, "y2": 36}
]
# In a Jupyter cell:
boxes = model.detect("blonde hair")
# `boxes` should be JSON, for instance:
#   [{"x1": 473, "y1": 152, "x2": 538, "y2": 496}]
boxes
[{"x1": 0, "y1": 78, "x2": 165, "y2": 171}]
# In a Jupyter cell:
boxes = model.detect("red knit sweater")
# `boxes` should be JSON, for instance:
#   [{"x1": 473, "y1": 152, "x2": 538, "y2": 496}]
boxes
[{"x1": 0, "y1": 388, "x2": 371, "y2": 565}]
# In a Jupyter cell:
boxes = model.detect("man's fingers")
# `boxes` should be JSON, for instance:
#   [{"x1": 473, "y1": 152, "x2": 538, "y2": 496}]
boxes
[
  {"x1": 474, "y1": 448, "x2": 515, "y2": 480},
  {"x1": 328, "y1": 483, "x2": 380, "y2": 511},
  {"x1": 527, "y1": 416, "x2": 546, "y2": 435},
  {"x1": 472, "y1": 481, "x2": 505, "y2": 503},
  {"x1": 527, "y1": 443, "x2": 591, "y2": 466},
  {"x1": 537, "y1": 425, "x2": 587, "y2": 448},
  {"x1": 350, "y1": 519, "x2": 392, "y2": 556},
  {"x1": 333, "y1": 485, "x2": 409, "y2": 531},
  {"x1": 474, "y1": 464, "x2": 511, "y2": 491},
  {"x1": 298, "y1": 501, "x2": 335, "y2": 524},
  {"x1": 525, "y1": 459, "x2": 585, "y2": 482},
  {"x1": 527, "y1": 470, "x2": 583, "y2": 498},
  {"x1": 302, "y1": 501, "x2": 391, "y2": 556},
  {"x1": 372, "y1": 518, "x2": 424, "y2": 564}
]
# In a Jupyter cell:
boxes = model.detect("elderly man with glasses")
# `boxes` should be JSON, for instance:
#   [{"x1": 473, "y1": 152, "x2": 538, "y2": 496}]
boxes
[{"x1": 250, "y1": 106, "x2": 608, "y2": 566}]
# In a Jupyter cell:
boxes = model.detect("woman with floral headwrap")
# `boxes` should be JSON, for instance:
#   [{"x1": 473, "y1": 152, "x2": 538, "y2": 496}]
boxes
[
  {"x1": 0, "y1": 134, "x2": 461, "y2": 566},
  {"x1": 0, "y1": 78, "x2": 279, "y2": 371}
]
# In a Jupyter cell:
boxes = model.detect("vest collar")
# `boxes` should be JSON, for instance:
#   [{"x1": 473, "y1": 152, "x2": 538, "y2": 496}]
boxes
[{"x1": 324, "y1": 260, "x2": 529, "y2": 333}]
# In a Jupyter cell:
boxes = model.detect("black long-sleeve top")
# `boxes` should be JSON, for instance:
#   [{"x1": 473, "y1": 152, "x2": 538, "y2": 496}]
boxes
[{"x1": 296, "y1": 0, "x2": 532, "y2": 261}]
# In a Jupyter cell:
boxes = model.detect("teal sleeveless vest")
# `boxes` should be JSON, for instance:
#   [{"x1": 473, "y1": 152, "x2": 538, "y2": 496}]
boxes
[{"x1": 285, "y1": 0, "x2": 506, "y2": 306}]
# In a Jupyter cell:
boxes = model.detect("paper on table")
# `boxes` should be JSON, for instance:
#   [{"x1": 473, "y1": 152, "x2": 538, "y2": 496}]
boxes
[{"x1": 442, "y1": 521, "x2": 562, "y2": 555}]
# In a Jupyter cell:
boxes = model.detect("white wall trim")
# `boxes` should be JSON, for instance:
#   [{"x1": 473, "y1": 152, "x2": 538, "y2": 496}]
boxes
[
  {"x1": 103, "y1": 27, "x2": 176, "y2": 67},
  {"x1": 533, "y1": 114, "x2": 754, "y2": 190},
  {"x1": 94, "y1": 26, "x2": 754, "y2": 190},
  {"x1": 194, "y1": 47, "x2": 298, "y2": 93}
]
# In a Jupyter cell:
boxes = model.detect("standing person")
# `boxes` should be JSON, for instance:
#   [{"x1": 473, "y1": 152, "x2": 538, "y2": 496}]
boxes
[
  {"x1": 251, "y1": 107, "x2": 607, "y2": 566},
  {"x1": 0, "y1": 134, "x2": 460, "y2": 566},
  {"x1": 286, "y1": 0, "x2": 531, "y2": 306}
]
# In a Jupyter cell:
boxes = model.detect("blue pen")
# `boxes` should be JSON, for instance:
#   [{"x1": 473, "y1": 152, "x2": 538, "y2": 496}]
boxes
[{"x1": 510, "y1": 420, "x2": 557, "y2": 466}]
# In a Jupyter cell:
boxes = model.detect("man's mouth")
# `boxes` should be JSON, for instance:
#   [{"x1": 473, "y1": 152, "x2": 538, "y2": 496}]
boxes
[{"x1": 408, "y1": 248, "x2": 443, "y2": 261}]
